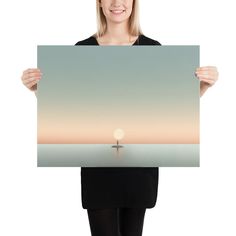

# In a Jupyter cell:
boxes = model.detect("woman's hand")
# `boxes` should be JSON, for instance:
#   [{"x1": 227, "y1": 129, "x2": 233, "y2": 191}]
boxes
[
  {"x1": 21, "y1": 68, "x2": 42, "y2": 92},
  {"x1": 195, "y1": 66, "x2": 219, "y2": 96}
]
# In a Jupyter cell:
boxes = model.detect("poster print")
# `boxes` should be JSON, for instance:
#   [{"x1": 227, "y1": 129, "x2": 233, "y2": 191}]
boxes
[{"x1": 37, "y1": 45, "x2": 199, "y2": 167}]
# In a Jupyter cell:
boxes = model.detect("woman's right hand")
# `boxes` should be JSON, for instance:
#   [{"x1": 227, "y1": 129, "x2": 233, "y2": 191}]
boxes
[{"x1": 21, "y1": 68, "x2": 42, "y2": 91}]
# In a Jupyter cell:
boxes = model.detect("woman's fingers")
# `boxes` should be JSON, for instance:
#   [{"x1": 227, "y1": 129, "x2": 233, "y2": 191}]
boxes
[
  {"x1": 29, "y1": 83, "x2": 38, "y2": 91},
  {"x1": 24, "y1": 77, "x2": 40, "y2": 85},
  {"x1": 27, "y1": 79, "x2": 39, "y2": 91},
  {"x1": 23, "y1": 68, "x2": 41, "y2": 74},
  {"x1": 195, "y1": 66, "x2": 219, "y2": 87},
  {"x1": 22, "y1": 72, "x2": 42, "y2": 82},
  {"x1": 198, "y1": 77, "x2": 215, "y2": 86},
  {"x1": 196, "y1": 73, "x2": 216, "y2": 79},
  {"x1": 196, "y1": 69, "x2": 218, "y2": 73},
  {"x1": 196, "y1": 66, "x2": 217, "y2": 71},
  {"x1": 23, "y1": 75, "x2": 41, "y2": 84},
  {"x1": 21, "y1": 68, "x2": 42, "y2": 91},
  {"x1": 195, "y1": 70, "x2": 218, "y2": 76}
]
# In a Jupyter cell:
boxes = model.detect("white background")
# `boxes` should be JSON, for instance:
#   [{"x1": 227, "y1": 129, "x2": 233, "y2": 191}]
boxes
[{"x1": 0, "y1": 0, "x2": 235, "y2": 235}]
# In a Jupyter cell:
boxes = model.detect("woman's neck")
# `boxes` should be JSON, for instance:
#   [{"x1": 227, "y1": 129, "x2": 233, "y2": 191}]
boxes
[{"x1": 97, "y1": 20, "x2": 138, "y2": 45}]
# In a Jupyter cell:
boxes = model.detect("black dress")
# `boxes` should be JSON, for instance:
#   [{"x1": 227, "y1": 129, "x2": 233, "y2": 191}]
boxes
[{"x1": 75, "y1": 34, "x2": 161, "y2": 209}]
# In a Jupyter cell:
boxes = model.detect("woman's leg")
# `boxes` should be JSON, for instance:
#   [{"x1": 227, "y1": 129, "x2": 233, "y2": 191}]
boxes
[
  {"x1": 87, "y1": 208, "x2": 120, "y2": 236},
  {"x1": 118, "y1": 207, "x2": 146, "y2": 236}
]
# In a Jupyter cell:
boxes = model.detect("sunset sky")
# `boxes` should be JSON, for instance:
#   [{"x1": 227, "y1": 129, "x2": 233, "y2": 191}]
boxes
[{"x1": 37, "y1": 45, "x2": 199, "y2": 144}]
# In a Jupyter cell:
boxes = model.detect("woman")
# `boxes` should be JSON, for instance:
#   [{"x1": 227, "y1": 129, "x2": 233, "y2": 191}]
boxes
[{"x1": 21, "y1": 0, "x2": 219, "y2": 235}]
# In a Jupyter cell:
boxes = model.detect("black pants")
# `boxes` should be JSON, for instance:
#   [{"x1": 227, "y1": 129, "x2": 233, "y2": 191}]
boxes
[{"x1": 87, "y1": 207, "x2": 146, "y2": 236}]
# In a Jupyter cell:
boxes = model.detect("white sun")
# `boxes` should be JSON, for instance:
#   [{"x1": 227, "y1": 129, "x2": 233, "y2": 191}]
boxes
[{"x1": 113, "y1": 128, "x2": 125, "y2": 140}]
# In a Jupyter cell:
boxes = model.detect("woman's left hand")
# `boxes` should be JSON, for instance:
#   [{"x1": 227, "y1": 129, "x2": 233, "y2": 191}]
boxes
[
  {"x1": 195, "y1": 66, "x2": 219, "y2": 96},
  {"x1": 195, "y1": 66, "x2": 219, "y2": 87}
]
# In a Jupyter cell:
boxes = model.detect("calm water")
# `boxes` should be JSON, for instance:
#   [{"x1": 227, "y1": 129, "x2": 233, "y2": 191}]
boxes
[{"x1": 37, "y1": 144, "x2": 199, "y2": 167}]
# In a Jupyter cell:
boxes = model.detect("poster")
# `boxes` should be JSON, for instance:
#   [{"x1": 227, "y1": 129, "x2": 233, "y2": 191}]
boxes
[{"x1": 37, "y1": 45, "x2": 199, "y2": 167}]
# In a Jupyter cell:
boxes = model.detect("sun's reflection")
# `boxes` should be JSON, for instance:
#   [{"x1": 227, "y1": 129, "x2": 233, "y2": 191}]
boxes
[{"x1": 112, "y1": 128, "x2": 125, "y2": 154}]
